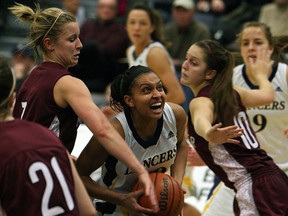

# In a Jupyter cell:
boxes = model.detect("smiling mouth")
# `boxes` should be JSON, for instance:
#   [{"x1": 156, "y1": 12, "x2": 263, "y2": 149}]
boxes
[{"x1": 150, "y1": 102, "x2": 162, "y2": 110}]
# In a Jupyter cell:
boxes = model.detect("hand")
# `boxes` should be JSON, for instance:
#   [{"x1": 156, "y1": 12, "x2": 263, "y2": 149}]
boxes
[
  {"x1": 247, "y1": 48, "x2": 274, "y2": 84},
  {"x1": 137, "y1": 172, "x2": 159, "y2": 213},
  {"x1": 206, "y1": 123, "x2": 243, "y2": 145},
  {"x1": 121, "y1": 189, "x2": 155, "y2": 216}
]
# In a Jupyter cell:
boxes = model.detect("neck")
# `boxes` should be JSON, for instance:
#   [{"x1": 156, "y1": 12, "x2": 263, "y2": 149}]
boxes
[{"x1": 0, "y1": 114, "x2": 14, "y2": 122}]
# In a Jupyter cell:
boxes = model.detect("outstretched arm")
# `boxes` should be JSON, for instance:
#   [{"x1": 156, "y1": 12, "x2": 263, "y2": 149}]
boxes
[{"x1": 189, "y1": 97, "x2": 243, "y2": 145}]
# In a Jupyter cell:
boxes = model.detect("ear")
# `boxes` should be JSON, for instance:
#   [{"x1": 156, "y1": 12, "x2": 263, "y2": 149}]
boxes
[
  {"x1": 43, "y1": 38, "x2": 54, "y2": 51},
  {"x1": 205, "y1": 69, "x2": 216, "y2": 80},
  {"x1": 123, "y1": 95, "x2": 135, "y2": 108},
  {"x1": 150, "y1": 25, "x2": 155, "y2": 34}
]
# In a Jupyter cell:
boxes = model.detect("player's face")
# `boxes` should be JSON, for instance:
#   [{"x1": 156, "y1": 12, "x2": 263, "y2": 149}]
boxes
[
  {"x1": 239, "y1": 27, "x2": 273, "y2": 65},
  {"x1": 181, "y1": 44, "x2": 208, "y2": 91},
  {"x1": 52, "y1": 22, "x2": 82, "y2": 68},
  {"x1": 126, "y1": 9, "x2": 154, "y2": 47},
  {"x1": 125, "y1": 72, "x2": 166, "y2": 119}
]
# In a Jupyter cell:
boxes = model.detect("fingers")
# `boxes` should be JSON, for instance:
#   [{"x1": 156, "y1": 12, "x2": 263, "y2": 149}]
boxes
[{"x1": 145, "y1": 183, "x2": 158, "y2": 213}]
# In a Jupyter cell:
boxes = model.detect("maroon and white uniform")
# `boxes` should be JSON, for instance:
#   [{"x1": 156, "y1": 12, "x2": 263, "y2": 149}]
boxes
[
  {"x1": 187, "y1": 85, "x2": 288, "y2": 216},
  {"x1": 0, "y1": 119, "x2": 79, "y2": 215},
  {"x1": 13, "y1": 62, "x2": 79, "y2": 152}
]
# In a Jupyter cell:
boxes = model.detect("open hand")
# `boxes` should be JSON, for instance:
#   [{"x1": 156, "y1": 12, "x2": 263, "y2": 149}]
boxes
[{"x1": 206, "y1": 123, "x2": 243, "y2": 145}]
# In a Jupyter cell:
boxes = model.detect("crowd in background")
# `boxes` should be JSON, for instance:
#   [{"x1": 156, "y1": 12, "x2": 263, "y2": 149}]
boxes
[{"x1": 2, "y1": 0, "x2": 288, "y2": 110}]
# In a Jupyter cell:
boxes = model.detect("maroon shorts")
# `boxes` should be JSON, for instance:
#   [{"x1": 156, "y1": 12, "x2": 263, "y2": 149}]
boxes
[{"x1": 233, "y1": 168, "x2": 288, "y2": 216}]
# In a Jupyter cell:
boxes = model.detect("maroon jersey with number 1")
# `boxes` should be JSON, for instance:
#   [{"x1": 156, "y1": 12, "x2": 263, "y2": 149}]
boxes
[{"x1": 0, "y1": 119, "x2": 79, "y2": 215}]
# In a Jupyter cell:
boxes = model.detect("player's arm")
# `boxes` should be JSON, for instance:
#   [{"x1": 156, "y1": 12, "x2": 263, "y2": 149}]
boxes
[
  {"x1": 147, "y1": 47, "x2": 185, "y2": 105},
  {"x1": 168, "y1": 103, "x2": 188, "y2": 185},
  {"x1": 67, "y1": 152, "x2": 96, "y2": 216},
  {"x1": 76, "y1": 129, "x2": 155, "y2": 215},
  {"x1": 189, "y1": 97, "x2": 242, "y2": 145}
]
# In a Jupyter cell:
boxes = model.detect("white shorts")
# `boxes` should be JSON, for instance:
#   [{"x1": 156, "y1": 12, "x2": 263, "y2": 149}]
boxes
[{"x1": 202, "y1": 182, "x2": 234, "y2": 216}]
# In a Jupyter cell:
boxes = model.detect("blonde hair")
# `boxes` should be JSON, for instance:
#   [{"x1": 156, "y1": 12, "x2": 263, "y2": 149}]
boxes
[{"x1": 9, "y1": 3, "x2": 76, "y2": 59}]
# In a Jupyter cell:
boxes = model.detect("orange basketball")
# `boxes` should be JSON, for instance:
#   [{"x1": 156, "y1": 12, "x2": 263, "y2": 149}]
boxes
[{"x1": 133, "y1": 172, "x2": 184, "y2": 216}]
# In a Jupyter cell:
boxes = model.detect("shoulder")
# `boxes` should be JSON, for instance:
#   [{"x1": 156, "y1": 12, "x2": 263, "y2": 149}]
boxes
[
  {"x1": 148, "y1": 43, "x2": 167, "y2": 58},
  {"x1": 166, "y1": 103, "x2": 187, "y2": 124},
  {"x1": 111, "y1": 114, "x2": 125, "y2": 138}
]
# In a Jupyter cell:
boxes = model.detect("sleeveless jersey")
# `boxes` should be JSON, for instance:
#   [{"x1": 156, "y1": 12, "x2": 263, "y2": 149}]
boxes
[
  {"x1": 126, "y1": 41, "x2": 175, "y2": 73},
  {"x1": 96, "y1": 103, "x2": 178, "y2": 215},
  {"x1": 0, "y1": 119, "x2": 79, "y2": 215},
  {"x1": 233, "y1": 62, "x2": 288, "y2": 175},
  {"x1": 187, "y1": 85, "x2": 278, "y2": 190},
  {"x1": 13, "y1": 62, "x2": 79, "y2": 152}
]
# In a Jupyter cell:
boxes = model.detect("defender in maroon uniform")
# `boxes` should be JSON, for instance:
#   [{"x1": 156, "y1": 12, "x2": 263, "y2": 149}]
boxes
[
  {"x1": 9, "y1": 3, "x2": 160, "y2": 212},
  {"x1": 181, "y1": 40, "x2": 288, "y2": 215},
  {"x1": 0, "y1": 57, "x2": 96, "y2": 215}
]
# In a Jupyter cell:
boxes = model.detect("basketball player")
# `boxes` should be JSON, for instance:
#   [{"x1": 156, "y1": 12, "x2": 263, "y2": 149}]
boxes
[
  {"x1": 202, "y1": 22, "x2": 288, "y2": 216},
  {"x1": 9, "y1": 3, "x2": 158, "y2": 210},
  {"x1": 181, "y1": 39, "x2": 288, "y2": 215},
  {"x1": 76, "y1": 65, "x2": 188, "y2": 215},
  {"x1": 0, "y1": 57, "x2": 96, "y2": 215},
  {"x1": 126, "y1": 3, "x2": 185, "y2": 105}
]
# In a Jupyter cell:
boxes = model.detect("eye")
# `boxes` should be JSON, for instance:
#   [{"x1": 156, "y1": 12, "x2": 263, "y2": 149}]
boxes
[
  {"x1": 69, "y1": 36, "x2": 77, "y2": 42},
  {"x1": 143, "y1": 86, "x2": 151, "y2": 93},
  {"x1": 157, "y1": 85, "x2": 164, "y2": 92}
]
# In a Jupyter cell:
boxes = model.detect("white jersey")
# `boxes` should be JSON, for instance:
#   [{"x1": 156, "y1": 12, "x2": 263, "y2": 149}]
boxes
[
  {"x1": 126, "y1": 41, "x2": 175, "y2": 73},
  {"x1": 96, "y1": 103, "x2": 178, "y2": 216},
  {"x1": 233, "y1": 62, "x2": 288, "y2": 175},
  {"x1": 202, "y1": 62, "x2": 288, "y2": 216}
]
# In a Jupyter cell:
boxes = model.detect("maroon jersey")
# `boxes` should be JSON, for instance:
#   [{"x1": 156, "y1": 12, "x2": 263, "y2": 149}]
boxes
[
  {"x1": 13, "y1": 62, "x2": 79, "y2": 152},
  {"x1": 187, "y1": 85, "x2": 279, "y2": 189},
  {"x1": 0, "y1": 119, "x2": 79, "y2": 215}
]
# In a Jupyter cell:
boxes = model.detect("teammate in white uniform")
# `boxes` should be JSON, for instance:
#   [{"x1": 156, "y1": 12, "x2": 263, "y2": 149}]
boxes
[
  {"x1": 125, "y1": 3, "x2": 185, "y2": 105},
  {"x1": 76, "y1": 65, "x2": 188, "y2": 215},
  {"x1": 202, "y1": 22, "x2": 288, "y2": 216}
]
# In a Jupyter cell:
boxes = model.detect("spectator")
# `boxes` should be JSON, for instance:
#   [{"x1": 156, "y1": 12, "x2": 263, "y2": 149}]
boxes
[
  {"x1": 73, "y1": 0, "x2": 130, "y2": 106},
  {"x1": 61, "y1": 0, "x2": 87, "y2": 27},
  {"x1": 10, "y1": 43, "x2": 36, "y2": 91},
  {"x1": 259, "y1": 0, "x2": 288, "y2": 36}
]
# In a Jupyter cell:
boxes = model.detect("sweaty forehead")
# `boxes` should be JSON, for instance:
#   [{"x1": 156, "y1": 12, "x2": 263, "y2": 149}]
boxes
[{"x1": 134, "y1": 72, "x2": 161, "y2": 85}]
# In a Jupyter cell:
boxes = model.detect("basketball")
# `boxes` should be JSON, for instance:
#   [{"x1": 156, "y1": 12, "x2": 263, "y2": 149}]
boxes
[{"x1": 133, "y1": 172, "x2": 184, "y2": 216}]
